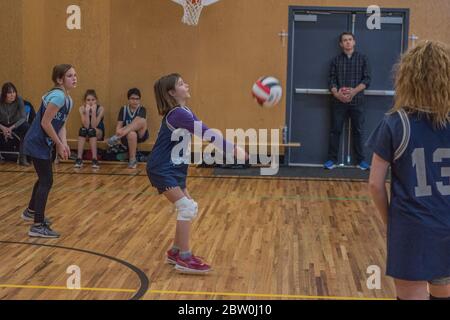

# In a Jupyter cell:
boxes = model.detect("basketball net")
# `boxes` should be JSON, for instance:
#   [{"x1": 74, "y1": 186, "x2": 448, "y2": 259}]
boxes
[{"x1": 180, "y1": 0, "x2": 205, "y2": 26}]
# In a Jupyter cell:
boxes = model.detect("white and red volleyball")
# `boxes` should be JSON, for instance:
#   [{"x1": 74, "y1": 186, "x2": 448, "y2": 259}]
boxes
[{"x1": 251, "y1": 76, "x2": 283, "y2": 108}]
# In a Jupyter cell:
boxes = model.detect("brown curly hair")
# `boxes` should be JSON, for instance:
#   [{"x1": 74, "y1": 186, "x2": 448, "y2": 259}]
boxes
[{"x1": 390, "y1": 40, "x2": 450, "y2": 128}]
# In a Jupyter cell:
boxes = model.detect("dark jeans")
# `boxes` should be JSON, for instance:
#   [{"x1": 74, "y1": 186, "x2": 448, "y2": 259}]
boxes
[
  {"x1": 327, "y1": 103, "x2": 365, "y2": 163},
  {"x1": 28, "y1": 158, "x2": 53, "y2": 224},
  {"x1": 0, "y1": 122, "x2": 30, "y2": 155},
  {"x1": 14, "y1": 122, "x2": 30, "y2": 155},
  {"x1": 13, "y1": 121, "x2": 30, "y2": 139}
]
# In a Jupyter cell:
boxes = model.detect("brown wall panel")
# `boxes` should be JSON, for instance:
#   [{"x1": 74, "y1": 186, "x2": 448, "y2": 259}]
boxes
[
  {"x1": 2, "y1": 0, "x2": 449, "y2": 142},
  {"x1": 108, "y1": 0, "x2": 450, "y2": 142},
  {"x1": 0, "y1": 0, "x2": 23, "y2": 92},
  {"x1": 14, "y1": 0, "x2": 111, "y2": 139}
]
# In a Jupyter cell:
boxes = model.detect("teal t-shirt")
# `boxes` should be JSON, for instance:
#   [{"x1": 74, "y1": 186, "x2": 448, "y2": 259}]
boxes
[
  {"x1": 43, "y1": 89, "x2": 66, "y2": 109},
  {"x1": 23, "y1": 88, "x2": 73, "y2": 159}
]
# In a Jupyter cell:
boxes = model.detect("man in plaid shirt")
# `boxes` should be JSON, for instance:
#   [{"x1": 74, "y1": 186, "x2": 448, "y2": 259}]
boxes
[{"x1": 324, "y1": 32, "x2": 371, "y2": 171}]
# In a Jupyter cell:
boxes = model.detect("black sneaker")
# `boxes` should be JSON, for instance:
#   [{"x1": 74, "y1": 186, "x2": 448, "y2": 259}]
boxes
[
  {"x1": 21, "y1": 208, "x2": 52, "y2": 225},
  {"x1": 28, "y1": 222, "x2": 60, "y2": 238},
  {"x1": 19, "y1": 155, "x2": 31, "y2": 166},
  {"x1": 92, "y1": 159, "x2": 100, "y2": 169},
  {"x1": 74, "y1": 158, "x2": 83, "y2": 168}
]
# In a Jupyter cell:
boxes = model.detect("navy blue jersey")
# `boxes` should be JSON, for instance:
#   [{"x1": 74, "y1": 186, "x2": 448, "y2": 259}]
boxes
[
  {"x1": 147, "y1": 106, "x2": 192, "y2": 174},
  {"x1": 24, "y1": 88, "x2": 73, "y2": 160},
  {"x1": 118, "y1": 105, "x2": 146, "y2": 126},
  {"x1": 87, "y1": 105, "x2": 104, "y2": 128},
  {"x1": 146, "y1": 106, "x2": 193, "y2": 193},
  {"x1": 367, "y1": 109, "x2": 450, "y2": 281}
]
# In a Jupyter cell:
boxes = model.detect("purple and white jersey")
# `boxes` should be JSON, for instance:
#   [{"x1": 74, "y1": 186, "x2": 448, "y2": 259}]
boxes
[{"x1": 147, "y1": 106, "x2": 234, "y2": 172}]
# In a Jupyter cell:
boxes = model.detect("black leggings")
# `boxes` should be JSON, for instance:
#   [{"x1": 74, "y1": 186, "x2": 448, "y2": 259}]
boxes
[{"x1": 28, "y1": 158, "x2": 53, "y2": 223}]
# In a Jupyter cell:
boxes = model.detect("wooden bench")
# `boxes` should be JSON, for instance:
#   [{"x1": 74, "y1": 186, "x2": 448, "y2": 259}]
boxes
[
  {"x1": 61, "y1": 139, "x2": 301, "y2": 166},
  {"x1": 67, "y1": 139, "x2": 155, "y2": 151},
  {"x1": 66, "y1": 139, "x2": 300, "y2": 154}
]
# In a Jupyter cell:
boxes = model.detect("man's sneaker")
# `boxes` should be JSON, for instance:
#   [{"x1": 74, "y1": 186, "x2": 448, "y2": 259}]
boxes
[
  {"x1": 166, "y1": 249, "x2": 179, "y2": 265},
  {"x1": 74, "y1": 158, "x2": 83, "y2": 168},
  {"x1": 175, "y1": 255, "x2": 212, "y2": 274},
  {"x1": 324, "y1": 160, "x2": 337, "y2": 170},
  {"x1": 92, "y1": 159, "x2": 100, "y2": 169},
  {"x1": 128, "y1": 159, "x2": 138, "y2": 169},
  {"x1": 107, "y1": 135, "x2": 121, "y2": 147},
  {"x1": 28, "y1": 222, "x2": 60, "y2": 238},
  {"x1": 21, "y1": 209, "x2": 52, "y2": 225},
  {"x1": 358, "y1": 161, "x2": 371, "y2": 171}
]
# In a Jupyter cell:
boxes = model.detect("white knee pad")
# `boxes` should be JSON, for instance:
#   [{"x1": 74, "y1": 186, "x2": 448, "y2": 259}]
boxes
[
  {"x1": 175, "y1": 197, "x2": 198, "y2": 221},
  {"x1": 192, "y1": 200, "x2": 198, "y2": 218}
]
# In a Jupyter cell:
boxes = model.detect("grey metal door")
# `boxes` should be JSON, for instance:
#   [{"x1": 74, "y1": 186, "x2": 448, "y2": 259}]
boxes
[
  {"x1": 351, "y1": 12, "x2": 405, "y2": 164},
  {"x1": 286, "y1": 7, "x2": 409, "y2": 167}
]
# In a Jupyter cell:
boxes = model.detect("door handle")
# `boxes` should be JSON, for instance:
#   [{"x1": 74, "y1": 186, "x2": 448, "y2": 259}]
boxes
[
  {"x1": 295, "y1": 89, "x2": 330, "y2": 94},
  {"x1": 295, "y1": 88, "x2": 395, "y2": 96},
  {"x1": 365, "y1": 90, "x2": 395, "y2": 96}
]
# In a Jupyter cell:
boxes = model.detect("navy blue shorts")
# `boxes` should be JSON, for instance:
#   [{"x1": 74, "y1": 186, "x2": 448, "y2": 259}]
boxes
[
  {"x1": 121, "y1": 130, "x2": 149, "y2": 146},
  {"x1": 146, "y1": 165, "x2": 188, "y2": 194}
]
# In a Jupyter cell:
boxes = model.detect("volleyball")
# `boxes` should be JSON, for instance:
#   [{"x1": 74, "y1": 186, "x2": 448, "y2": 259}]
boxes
[{"x1": 251, "y1": 76, "x2": 283, "y2": 108}]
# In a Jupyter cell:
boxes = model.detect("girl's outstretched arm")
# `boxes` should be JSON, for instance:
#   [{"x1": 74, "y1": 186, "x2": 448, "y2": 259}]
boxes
[{"x1": 167, "y1": 108, "x2": 236, "y2": 155}]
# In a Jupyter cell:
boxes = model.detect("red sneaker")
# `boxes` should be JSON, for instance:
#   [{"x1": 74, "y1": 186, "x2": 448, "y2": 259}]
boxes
[
  {"x1": 175, "y1": 254, "x2": 212, "y2": 274},
  {"x1": 166, "y1": 249, "x2": 179, "y2": 265}
]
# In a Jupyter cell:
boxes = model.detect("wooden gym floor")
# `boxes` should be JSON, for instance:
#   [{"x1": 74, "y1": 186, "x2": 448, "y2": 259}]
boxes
[{"x1": 0, "y1": 162, "x2": 395, "y2": 300}]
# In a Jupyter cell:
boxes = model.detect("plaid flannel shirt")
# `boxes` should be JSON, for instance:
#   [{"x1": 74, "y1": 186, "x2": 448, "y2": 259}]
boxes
[{"x1": 329, "y1": 51, "x2": 371, "y2": 106}]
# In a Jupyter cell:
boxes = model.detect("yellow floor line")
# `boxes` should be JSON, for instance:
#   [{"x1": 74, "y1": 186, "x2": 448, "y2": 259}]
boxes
[
  {"x1": 0, "y1": 284, "x2": 395, "y2": 300},
  {"x1": 148, "y1": 290, "x2": 395, "y2": 301}
]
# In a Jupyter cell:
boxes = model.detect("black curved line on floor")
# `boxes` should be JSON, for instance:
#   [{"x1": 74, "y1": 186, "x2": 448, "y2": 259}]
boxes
[
  {"x1": 0, "y1": 240, "x2": 149, "y2": 300},
  {"x1": 0, "y1": 169, "x2": 369, "y2": 183}
]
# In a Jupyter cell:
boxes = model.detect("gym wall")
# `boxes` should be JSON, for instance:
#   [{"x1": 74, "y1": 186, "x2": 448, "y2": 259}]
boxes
[{"x1": 1, "y1": 0, "x2": 449, "y2": 142}]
